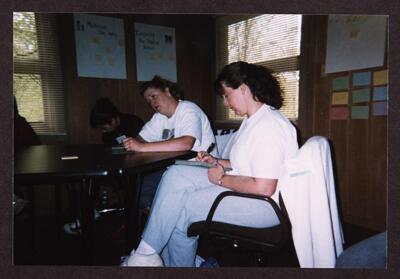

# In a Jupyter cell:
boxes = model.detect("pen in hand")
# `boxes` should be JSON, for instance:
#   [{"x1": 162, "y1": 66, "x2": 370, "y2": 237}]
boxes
[
  {"x1": 206, "y1": 142, "x2": 215, "y2": 154},
  {"x1": 196, "y1": 142, "x2": 215, "y2": 162}
]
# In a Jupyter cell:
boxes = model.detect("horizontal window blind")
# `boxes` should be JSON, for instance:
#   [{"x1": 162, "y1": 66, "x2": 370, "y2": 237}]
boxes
[
  {"x1": 216, "y1": 14, "x2": 302, "y2": 122},
  {"x1": 13, "y1": 12, "x2": 66, "y2": 135}
]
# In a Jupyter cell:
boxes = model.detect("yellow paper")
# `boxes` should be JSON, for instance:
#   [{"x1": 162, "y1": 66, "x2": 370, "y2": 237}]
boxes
[
  {"x1": 373, "y1": 70, "x2": 388, "y2": 86},
  {"x1": 332, "y1": 91, "x2": 348, "y2": 105}
]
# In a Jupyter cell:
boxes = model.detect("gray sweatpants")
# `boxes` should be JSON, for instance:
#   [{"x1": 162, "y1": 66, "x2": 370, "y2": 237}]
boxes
[{"x1": 141, "y1": 165, "x2": 280, "y2": 267}]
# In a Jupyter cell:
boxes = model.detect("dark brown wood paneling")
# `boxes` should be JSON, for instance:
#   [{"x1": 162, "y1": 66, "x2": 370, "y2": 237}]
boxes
[{"x1": 298, "y1": 15, "x2": 387, "y2": 231}]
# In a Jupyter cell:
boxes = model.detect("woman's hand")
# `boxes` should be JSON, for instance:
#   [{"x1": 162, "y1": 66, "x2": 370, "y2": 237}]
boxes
[
  {"x1": 123, "y1": 137, "x2": 143, "y2": 151},
  {"x1": 196, "y1": 151, "x2": 217, "y2": 164},
  {"x1": 208, "y1": 164, "x2": 225, "y2": 185}
]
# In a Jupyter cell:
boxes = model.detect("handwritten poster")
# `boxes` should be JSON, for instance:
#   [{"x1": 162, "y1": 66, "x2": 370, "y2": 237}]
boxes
[
  {"x1": 325, "y1": 15, "x2": 387, "y2": 73},
  {"x1": 74, "y1": 14, "x2": 127, "y2": 79},
  {"x1": 135, "y1": 23, "x2": 177, "y2": 82}
]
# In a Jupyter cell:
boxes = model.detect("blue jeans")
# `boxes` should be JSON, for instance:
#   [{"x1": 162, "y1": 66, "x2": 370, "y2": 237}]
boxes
[{"x1": 141, "y1": 165, "x2": 280, "y2": 267}]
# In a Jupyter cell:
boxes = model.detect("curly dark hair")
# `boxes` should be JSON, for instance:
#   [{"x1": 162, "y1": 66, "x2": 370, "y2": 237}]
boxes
[
  {"x1": 215, "y1": 61, "x2": 283, "y2": 109},
  {"x1": 90, "y1": 98, "x2": 119, "y2": 128},
  {"x1": 139, "y1": 75, "x2": 183, "y2": 101}
]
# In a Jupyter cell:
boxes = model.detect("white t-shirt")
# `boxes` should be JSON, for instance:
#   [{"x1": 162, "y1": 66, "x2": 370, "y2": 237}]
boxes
[
  {"x1": 228, "y1": 104, "x2": 298, "y2": 198},
  {"x1": 139, "y1": 100, "x2": 216, "y2": 152}
]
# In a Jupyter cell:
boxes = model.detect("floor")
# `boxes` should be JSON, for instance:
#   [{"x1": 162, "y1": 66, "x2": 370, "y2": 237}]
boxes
[{"x1": 13, "y1": 205, "x2": 382, "y2": 267}]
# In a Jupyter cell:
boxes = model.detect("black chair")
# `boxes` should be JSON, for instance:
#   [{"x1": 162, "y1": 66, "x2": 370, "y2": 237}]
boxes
[{"x1": 187, "y1": 191, "x2": 298, "y2": 267}]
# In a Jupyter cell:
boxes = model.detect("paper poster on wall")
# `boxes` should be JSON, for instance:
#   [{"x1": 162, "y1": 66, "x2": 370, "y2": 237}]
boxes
[
  {"x1": 352, "y1": 71, "x2": 371, "y2": 87},
  {"x1": 325, "y1": 15, "x2": 387, "y2": 73},
  {"x1": 373, "y1": 86, "x2": 388, "y2": 101},
  {"x1": 332, "y1": 92, "x2": 348, "y2": 105},
  {"x1": 330, "y1": 106, "x2": 348, "y2": 120},
  {"x1": 135, "y1": 23, "x2": 177, "y2": 82},
  {"x1": 352, "y1": 88, "x2": 370, "y2": 103},
  {"x1": 332, "y1": 76, "x2": 349, "y2": 91},
  {"x1": 74, "y1": 14, "x2": 127, "y2": 79},
  {"x1": 372, "y1": 101, "x2": 388, "y2": 116},
  {"x1": 373, "y1": 70, "x2": 388, "y2": 85},
  {"x1": 351, "y1": 105, "x2": 369, "y2": 119}
]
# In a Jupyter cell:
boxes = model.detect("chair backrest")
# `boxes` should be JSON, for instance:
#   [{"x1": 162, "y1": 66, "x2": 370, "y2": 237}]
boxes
[{"x1": 278, "y1": 136, "x2": 344, "y2": 268}]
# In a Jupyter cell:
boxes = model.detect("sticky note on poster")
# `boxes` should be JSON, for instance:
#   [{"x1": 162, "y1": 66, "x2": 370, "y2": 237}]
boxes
[
  {"x1": 373, "y1": 70, "x2": 388, "y2": 85},
  {"x1": 351, "y1": 106, "x2": 369, "y2": 119},
  {"x1": 352, "y1": 71, "x2": 371, "y2": 87},
  {"x1": 373, "y1": 86, "x2": 388, "y2": 101},
  {"x1": 352, "y1": 88, "x2": 370, "y2": 103},
  {"x1": 332, "y1": 76, "x2": 349, "y2": 91},
  {"x1": 372, "y1": 101, "x2": 388, "y2": 116},
  {"x1": 330, "y1": 106, "x2": 348, "y2": 120},
  {"x1": 332, "y1": 92, "x2": 348, "y2": 105}
]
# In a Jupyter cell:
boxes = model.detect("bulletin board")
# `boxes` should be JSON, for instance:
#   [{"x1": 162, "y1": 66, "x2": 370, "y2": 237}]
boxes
[
  {"x1": 134, "y1": 22, "x2": 177, "y2": 82},
  {"x1": 74, "y1": 14, "x2": 127, "y2": 79}
]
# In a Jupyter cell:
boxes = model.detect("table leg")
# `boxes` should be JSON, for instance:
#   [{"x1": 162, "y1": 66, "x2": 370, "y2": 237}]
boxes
[
  {"x1": 79, "y1": 177, "x2": 95, "y2": 265},
  {"x1": 124, "y1": 173, "x2": 143, "y2": 252},
  {"x1": 54, "y1": 184, "x2": 62, "y2": 240}
]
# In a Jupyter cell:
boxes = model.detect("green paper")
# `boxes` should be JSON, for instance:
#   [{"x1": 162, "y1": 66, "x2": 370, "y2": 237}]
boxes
[
  {"x1": 351, "y1": 106, "x2": 369, "y2": 119},
  {"x1": 332, "y1": 76, "x2": 349, "y2": 91},
  {"x1": 352, "y1": 88, "x2": 370, "y2": 103}
]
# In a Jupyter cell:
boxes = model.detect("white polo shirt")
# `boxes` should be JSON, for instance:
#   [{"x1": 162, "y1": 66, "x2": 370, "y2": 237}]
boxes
[{"x1": 139, "y1": 100, "x2": 216, "y2": 152}]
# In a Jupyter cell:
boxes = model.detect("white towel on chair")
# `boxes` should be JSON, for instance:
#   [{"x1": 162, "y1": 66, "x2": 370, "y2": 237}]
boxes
[{"x1": 278, "y1": 136, "x2": 344, "y2": 268}]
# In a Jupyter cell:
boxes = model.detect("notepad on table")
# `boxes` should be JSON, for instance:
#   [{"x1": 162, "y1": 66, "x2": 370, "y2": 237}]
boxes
[
  {"x1": 111, "y1": 145, "x2": 135, "y2": 154},
  {"x1": 174, "y1": 159, "x2": 232, "y2": 171}
]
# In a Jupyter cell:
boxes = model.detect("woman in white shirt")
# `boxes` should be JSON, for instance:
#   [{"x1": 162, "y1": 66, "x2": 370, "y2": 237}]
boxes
[
  {"x1": 122, "y1": 62, "x2": 298, "y2": 267},
  {"x1": 123, "y1": 75, "x2": 215, "y2": 153},
  {"x1": 122, "y1": 75, "x2": 216, "y2": 210}
]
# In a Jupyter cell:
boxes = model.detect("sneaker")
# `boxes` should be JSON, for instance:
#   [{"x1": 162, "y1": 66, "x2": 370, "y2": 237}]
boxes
[
  {"x1": 120, "y1": 249, "x2": 136, "y2": 266},
  {"x1": 63, "y1": 219, "x2": 81, "y2": 235},
  {"x1": 121, "y1": 249, "x2": 163, "y2": 267}
]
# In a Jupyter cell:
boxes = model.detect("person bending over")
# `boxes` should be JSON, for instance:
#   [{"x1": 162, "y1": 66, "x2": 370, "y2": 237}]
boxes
[
  {"x1": 90, "y1": 97, "x2": 144, "y2": 144},
  {"x1": 121, "y1": 62, "x2": 299, "y2": 267}
]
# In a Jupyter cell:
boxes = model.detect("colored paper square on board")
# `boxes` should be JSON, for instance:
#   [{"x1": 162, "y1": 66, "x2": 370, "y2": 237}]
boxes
[
  {"x1": 332, "y1": 92, "x2": 348, "y2": 105},
  {"x1": 330, "y1": 106, "x2": 348, "y2": 120},
  {"x1": 372, "y1": 101, "x2": 387, "y2": 116},
  {"x1": 351, "y1": 105, "x2": 369, "y2": 119},
  {"x1": 373, "y1": 70, "x2": 388, "y2": 85},
  {"x1": 352, "y1": 88, "x2": 370, "y2": 103},
  {"x1": 373, "y1": 86, "x2": 388, "y2": 101},
  {"x1": 352, "y1": 71, "x2": 371, "y2": 87},
  {"x1": 332, "y1": 76, "x2": 349, "y2": 91}
]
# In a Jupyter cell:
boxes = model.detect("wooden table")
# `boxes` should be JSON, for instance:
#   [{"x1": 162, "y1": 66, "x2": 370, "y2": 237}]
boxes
[{"x1": 14, "y1": 144, "x2": 195, "y2": 264}]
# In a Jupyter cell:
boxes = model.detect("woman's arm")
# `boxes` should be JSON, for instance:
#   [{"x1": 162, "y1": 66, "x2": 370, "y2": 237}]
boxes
[
  {"x1": 196, "y1": 152, "x2": 232, "y2": 168},
  {"x1": 123, "y1": 136, "x2": 195, "y2": 152},
  {"x1": 208, "y1": 165, "x2": 277, "y2": 196}
]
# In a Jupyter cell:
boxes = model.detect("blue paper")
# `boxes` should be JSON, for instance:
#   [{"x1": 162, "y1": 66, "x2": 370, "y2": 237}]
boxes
[
  {"x1": 352, "y1": 71, "x2": 371, "y2": 86},
  {"x1": 372, "y1": 101, "x2": 387, "y2": 116},
  {"x1": 373, "y1": 86, "x2": 388, "y2": 101}
]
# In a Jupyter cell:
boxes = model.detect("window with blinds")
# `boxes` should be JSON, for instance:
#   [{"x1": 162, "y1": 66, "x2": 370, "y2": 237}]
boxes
[
  {"x1": 215, "y1": 14, "x2": 302, "y2": 122},
  {"x1": 13, "y1": 12, "x2": 66, "y2": 135}
]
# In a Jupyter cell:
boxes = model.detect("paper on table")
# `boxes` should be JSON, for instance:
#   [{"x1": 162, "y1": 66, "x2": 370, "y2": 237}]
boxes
[{"x1": 175, "y1": 159, "x2": 233, "y2": 172}]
